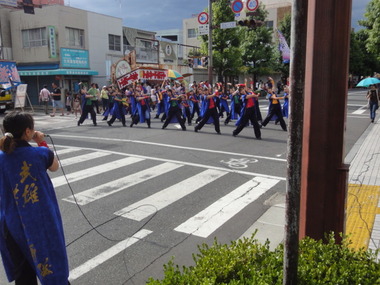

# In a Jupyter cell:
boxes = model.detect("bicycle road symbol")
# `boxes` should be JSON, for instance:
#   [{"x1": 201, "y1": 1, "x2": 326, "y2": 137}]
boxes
[{"x1": 220, "y1": 157, "x2": 258, "y2": 169}]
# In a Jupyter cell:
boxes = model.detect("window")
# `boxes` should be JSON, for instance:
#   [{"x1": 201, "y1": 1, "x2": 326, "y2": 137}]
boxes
[
  {"x1": 188, "y1": 28, "x2": 197, "y2": 38},
  {"x1": 66, "y1": 27, "x2": 84, "y2": 48},
  {"x1": 266, "y1": 21, "x2": 274, "y2": 29},
  {"x1": 22, "y1": 28, "x2": 47, "y2": 48},
  {"x1": 109, "y1": 34, "x2": 121, "y2": 51}
]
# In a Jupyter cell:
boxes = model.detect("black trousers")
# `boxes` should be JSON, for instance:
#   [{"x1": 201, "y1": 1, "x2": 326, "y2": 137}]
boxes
[
  {"x1": 262, "y1": 104, "x2": 287, "y2": 131},
  {"x1": 78, "y1": 104, "x2": 97, "y2": 125},
  {"x1": 233, "y1": 107, "x2": 261, "y2": 138},
  {"x1": 225, "y1": 104, "x2": 241, "y2": 124},
  {"x1": 162, "y1": 106, "x2": 186, "y2": 130},
  {"x1": 108, "y1": 103, "x2": 126, "y2": 126},
  {"x1": 190, "y1": 103, "x2": 200, "y2": 120},
  {"x1": 195, "y1": 107, "x2": 220, "y2": 133}
]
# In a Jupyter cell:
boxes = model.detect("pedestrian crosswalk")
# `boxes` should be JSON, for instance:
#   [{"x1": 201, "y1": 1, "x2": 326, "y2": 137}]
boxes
[{"x1": 50, "y1": 146, "x2": 283, "y2": 282}]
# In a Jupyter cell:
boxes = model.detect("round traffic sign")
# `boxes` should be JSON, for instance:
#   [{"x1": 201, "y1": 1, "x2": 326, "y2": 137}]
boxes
[
  {"x1": 231, "y1": 0, "x2": 244, "y2": 14},
  {"x1": 246, "y1": 0, "x2": 259, "y2": 12},
  {"x1": 198, "y1": 12, "x2": 209, "y2": 25}
]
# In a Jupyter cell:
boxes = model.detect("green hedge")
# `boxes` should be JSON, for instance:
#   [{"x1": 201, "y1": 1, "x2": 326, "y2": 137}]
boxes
[{"x1": 147, "y1": 233, "x2": 380, "y2": 285}]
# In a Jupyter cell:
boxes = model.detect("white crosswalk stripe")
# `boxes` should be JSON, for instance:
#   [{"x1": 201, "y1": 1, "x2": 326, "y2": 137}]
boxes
[
  {"x1": 114, "y1": 169, "x2": 227, "y2": 221},
  {"x1": 174, "y1": 176, "x2": 280, "y2": 238},
  {"x1": 63, "y1": 162, "x2": 183, "y2": 205},
  {"x1": 59, "y1": 151, "x2": 110, "y2": 167},
  {"x1": 52, "y1": 156, "x2": 144, "y2": 188},
  {"x1": 69, "y1": 229, "x2": 152, "y2": 281}
]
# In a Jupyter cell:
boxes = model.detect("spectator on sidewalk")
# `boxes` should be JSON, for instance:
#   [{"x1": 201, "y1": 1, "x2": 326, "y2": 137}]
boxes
[
  {"x1": 50, "y1": 83, "x2": 64, "y2": 117},
  {"x1": 366, "y1": 84, "x2": 379, "y2": 123},
  {"x1": 39, "y1": 85, "x2": 51, "y2": 115}
]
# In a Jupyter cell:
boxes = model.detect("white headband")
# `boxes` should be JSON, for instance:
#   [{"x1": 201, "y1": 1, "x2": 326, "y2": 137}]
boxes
[{"x1": 4, "y1": 132, "x2": 14, "y2": 139}]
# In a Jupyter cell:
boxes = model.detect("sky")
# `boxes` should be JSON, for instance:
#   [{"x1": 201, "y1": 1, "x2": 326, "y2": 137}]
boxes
[{"x1": 65, "y1": 0, "x2": 371, "y2": 32}]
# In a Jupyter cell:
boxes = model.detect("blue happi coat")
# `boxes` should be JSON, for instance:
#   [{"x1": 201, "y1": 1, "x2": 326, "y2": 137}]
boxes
[{"x1": 0, "y1": 142, "x2": 69, "y2": 284}]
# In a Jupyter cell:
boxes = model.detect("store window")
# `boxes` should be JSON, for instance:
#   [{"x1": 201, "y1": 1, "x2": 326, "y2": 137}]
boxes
[
  {"x1": 188, "y1": 28, "x2": 197, "y2": 38},
  {"x1": 109, "y1": 34, "x2": 121, "y2": 51},
  {"x1": 22, "y1": 28, "x2": 47, "y2": 48},
  {"x1": 66, "y1": 27, "x2": 85, "y2": 48}
]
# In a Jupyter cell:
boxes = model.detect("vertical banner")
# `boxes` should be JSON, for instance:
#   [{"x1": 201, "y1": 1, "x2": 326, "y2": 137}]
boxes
[
  {"x1": 277, "y1": 30, "x2": 290, "y2": 63},
  {"x1": 15, "y1": 84, "x2": 28, "y2": 108},
  {"x1": 48, "y1": 26, "x2": 57, "y2": 58}
]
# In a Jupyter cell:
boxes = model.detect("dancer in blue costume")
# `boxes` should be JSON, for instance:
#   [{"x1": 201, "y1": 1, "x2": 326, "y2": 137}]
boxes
[
  {"x1": 102, "y1": 86, "x2": 115, "y2": 121},
  {"x1": 0, "y1": 111, "x2": 70, "y2": 285},
  {"x1": 161, "y1": 89, "x2": 187, "y2": 130},
  {"x1": 130, "y1": 87, "x2": 152, "y2": 128},
  {"x1": 107, "y1": 88, "x2": 128, "y2": 127},
  {"x1": 232, "y1": 87, "x2": 262, "y2": 139},
  {"x1": 194, "y1": 87, "x2": 221, "y2": 134},
  {"x1": 189, "y1": 89, "x2": 201, "y2": 123},
  {"x1": 218, "y1": 92, "x2": 230, "y2": 119},
  {"x1": 224, "y1": 85, "x2": 242, "y2": 125},
  {"x1": 261, "y1": 87, "x2": 287, "y2": 131},
  {"x1": 282, "y1": 85, "x2": 289, "y2": 118}
]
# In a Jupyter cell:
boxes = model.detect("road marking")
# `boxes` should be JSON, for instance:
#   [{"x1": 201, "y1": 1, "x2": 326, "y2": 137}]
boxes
[
  {"x1": 352, "y1": 105, "x2": 367, "y2": 115},
  {"x1": 55, "y1": 148, "x2": 83, "y2": 156},
  {"x1": 59, "y1": 151, "x2": 110, "y2": 167},
  {"x1": 53, "y1": 145, "x2": 286, "y2": 181},
  {"x1": 50, "y1": 135, "x2": 287, "y2": 162},
  {"x1": 174, "y1": 176, "x2": 280, "y2": 238},
  {"x1": 69, "y1": 229, "x2": 152, "y2": 281},
  {"x1": 52, "y1": 157, "x2": 144, "y2": 188},
  {"x1": 115, "y1": 169, "x2": 227, "y2": 221},
  {"x1": 63, "y1": 162, "x2": 182, "y2": 205}
]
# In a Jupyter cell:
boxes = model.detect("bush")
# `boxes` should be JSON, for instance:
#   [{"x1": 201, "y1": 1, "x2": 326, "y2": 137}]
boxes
[{"x1": 146, "y1": 233, "x2": 380, "y2": 285}]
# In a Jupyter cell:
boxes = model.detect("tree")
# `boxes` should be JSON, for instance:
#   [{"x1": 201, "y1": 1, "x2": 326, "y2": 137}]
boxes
[
  {"x1": 359, "y1": 0, "x2": 380, "y2": 61},
  {"x1": 239, "y1": 5, "x2": 277, "y2": 85},
  {"x1": 199, "y1": 0, "x2": 242, "y2": 84}
]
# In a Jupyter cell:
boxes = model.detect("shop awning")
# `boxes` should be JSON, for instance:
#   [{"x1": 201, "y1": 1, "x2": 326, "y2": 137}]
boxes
[{"x1": 19, "y1": 69, "x2": 98, "y2": 76}]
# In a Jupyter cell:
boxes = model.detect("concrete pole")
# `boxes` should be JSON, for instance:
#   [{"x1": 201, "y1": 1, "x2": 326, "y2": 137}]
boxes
[
  {"x1": 283, "y1": 0, "x2": 308, "y2": 284},
  {"x1": 208, "y1": 0, "x2": 213, "y2": 85},
  {"x1": 299, "y1": 0, "x2": 352, "y2": 241}
]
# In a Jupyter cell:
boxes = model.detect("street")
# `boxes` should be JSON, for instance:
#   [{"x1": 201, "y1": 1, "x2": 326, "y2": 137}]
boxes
[{"x1": 0, "y1": 89, "x2": 372, "y2": 285}]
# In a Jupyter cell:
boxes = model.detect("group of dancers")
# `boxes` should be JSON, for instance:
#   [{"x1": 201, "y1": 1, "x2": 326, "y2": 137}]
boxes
[{"x1": 76, "y1": 80, "x2": 289, "y2": 139}]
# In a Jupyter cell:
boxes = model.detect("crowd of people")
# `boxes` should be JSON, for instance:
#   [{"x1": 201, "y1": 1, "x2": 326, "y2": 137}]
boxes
[{"x1": 40, "y1": 78, "x2": 290, "y2": 139}]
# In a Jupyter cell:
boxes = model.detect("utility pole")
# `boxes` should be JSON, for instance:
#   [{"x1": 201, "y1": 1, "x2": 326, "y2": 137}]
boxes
[
  {"x1": 208, "y1": 0, "x2": 213, "y2": 85},
  {"x1": 283, "y1": 0, "x2": 308, "y2": 284}
]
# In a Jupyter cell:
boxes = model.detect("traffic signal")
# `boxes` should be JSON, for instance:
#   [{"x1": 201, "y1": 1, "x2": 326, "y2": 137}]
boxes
[{"x1": 238, "y1": 19, "x2": 264, "y2": 29}]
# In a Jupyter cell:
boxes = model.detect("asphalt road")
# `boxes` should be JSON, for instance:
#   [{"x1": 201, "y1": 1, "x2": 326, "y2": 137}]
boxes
[{"x1": 0, "y1": 89, "x2": 372, "y2": 285}]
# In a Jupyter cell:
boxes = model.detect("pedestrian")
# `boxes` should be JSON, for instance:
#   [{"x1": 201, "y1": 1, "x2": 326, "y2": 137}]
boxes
[
  {"x1": 194, "y1": 87, "x2": 221, "y2": 134},
  {"x1": 65, "y1": 91, "x2": 72, "y2": 115},
  {"x1": 261, "y1": 88, "x2": 287, "y2": 131},
  {"x1": 366, "y1": 84, "x2": 379, "y2": 123},
  {"x1": 39, "y1": 85, "x2": 51, "y2": 115},
  {"x1": 0, "y1": 111, "x2": 70, "y2": 285},
  {"x1": 232, "y1": 88, "x2": 261, "y2": 139},
  {"x1": 77, "y1": 87, "x2": 97, "y2": 126},
  {"x1": 50, "y1": 83, "x2": 64, "y2": 117},
  {"x1": 100, "y1": 86, "x2": 109, "y2": 114},
  {"x1": 72, "y1": 93, "x2": 82, "y2": 119}
]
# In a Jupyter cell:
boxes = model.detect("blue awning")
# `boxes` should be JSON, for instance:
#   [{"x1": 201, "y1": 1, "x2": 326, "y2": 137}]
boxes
[{"x1": 19, "y1": 69, "x2": 98, "y2": 76}]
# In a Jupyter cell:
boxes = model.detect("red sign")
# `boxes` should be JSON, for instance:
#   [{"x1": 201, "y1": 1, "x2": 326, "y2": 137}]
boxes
[
  {"x1": 198, "y1": 12, "x2": 209, "y2": 25},
  {"x1": 246, "y1": 0, "x2": 259, "y2": 12},
  {"x1": 117, "y1": 69, "x2": 167, "y2": 90},
  {"x1": 231, "y1": 0, "x2": 244, "y2": 13}
]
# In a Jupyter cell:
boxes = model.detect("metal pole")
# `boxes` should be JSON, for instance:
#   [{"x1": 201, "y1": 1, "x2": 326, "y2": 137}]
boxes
[
  {"x1": 283, "y1": 0, "x2": 308, "y2": 284},
  {"x1": 208, "y1": 0, "x2": 213, "y2": 85}
]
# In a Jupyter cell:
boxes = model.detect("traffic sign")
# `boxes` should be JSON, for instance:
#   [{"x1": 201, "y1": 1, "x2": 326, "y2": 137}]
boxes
[
  {"x1": 246, "y1": 0, "x2": 259, "y2": 12},
  {"x1": 198, "y1": 12, "x2": 209, "y2": 25},
  {"x1": 220, "y1": 21, "x2": 237, "y2": 29},
  {"x1": 198, "y1": 24, "x2": 209, "y2": 35},
  {"x1": 231, "y1": 0, "x2": 244, "y2": 14}
]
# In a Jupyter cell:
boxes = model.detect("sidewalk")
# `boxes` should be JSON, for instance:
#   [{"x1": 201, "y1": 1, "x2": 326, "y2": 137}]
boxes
[{"x1": 241, "y1": 119, "x2": 380, "y2": 258}]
